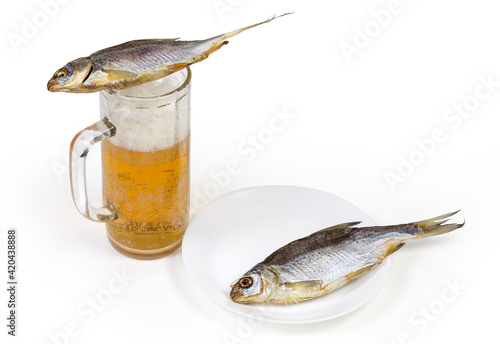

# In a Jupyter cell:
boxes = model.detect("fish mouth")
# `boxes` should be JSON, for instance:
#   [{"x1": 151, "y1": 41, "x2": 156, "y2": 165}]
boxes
[
  {"x1": 47, "y1": 80, "x2": 57, "y2": 92},
  {"x1": 230, "y1": 287, "x2": 241, "y2": 301},
  {"x1": 230, "y1": 286, "x2": 263, "y2": 304},
  {"x1": 230, "y1": 288, "x2": 251, "y2": 303},
  {"x1": 230, "y1": 291, "x2": 239, "y2": 302},
  {"x1": 47, "y1": 79, "x2": 65, "y2": 92},
  {"x1": 230, "y1": 290, "x2": 250, "y2": 303}
]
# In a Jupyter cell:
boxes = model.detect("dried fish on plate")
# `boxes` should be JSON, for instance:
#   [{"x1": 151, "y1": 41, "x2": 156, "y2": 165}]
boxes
[
  {"x1": 47, "y1": 13, "x2": 292, "y2": 93},
  {"x1": 230, "y1": 211, "x2": 463, "y2": 304}
]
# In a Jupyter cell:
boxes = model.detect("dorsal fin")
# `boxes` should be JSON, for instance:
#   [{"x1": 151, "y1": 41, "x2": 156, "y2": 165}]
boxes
[
  {"x1": 90, "y1": 38, "x2": 181, "y2": 57},
  {"x1": 261, "y1": 221, "x2": 361, "y2": 266},
  {"x1": 314, "y1": 222, "x2": 362, "y2": 234}
]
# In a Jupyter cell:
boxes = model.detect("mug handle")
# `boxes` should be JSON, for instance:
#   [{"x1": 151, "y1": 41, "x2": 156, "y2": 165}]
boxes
[{"x1": 69, "y1": 117, "x2": 119, "y2": 222}]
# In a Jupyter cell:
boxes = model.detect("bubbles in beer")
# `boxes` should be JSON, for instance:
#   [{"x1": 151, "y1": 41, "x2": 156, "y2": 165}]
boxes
[{"x1": 100, "y1": 69, "x2": 191, "y2": 258}]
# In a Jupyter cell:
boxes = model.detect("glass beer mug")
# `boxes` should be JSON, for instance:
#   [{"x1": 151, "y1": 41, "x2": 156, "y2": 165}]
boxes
[{"x1": 69, "y1": 68, "x2": 191, "y2": 259}]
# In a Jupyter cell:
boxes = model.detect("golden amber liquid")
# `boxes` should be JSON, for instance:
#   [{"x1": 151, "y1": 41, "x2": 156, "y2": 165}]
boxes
[{"x1": 101, "y1": 136, "x2": 189, "y2": 258}]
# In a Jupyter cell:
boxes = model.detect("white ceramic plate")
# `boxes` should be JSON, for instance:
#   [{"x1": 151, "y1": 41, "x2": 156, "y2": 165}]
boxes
[{"x1": 182, "y1": 186, "x2": 391, "y2": 324}]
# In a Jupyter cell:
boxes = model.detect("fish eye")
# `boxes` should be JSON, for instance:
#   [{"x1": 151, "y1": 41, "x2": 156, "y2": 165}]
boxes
[
  {"x1": 56, "y1": 70, "x2": 67, "y2": 79},
  {"x1": 238, "y1": 277, "x2": 253, "y2": 288}
]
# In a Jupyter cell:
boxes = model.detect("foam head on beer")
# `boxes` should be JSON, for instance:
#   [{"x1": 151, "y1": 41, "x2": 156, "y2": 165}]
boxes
[{"x1": 100, "y1": 71, "x2": 190, "y2": 152}]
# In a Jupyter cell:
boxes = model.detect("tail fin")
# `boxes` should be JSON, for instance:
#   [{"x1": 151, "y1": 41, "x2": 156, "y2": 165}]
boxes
[
  {"x1": 195, "y1": 13, "x2": 293, "y2": 61},
  {"x1": 412, "y1": 211, "x2": 464, "y2": 238},
  {"x1": 220, "y1": 12, "x2": 294, "y2": 41},
  {"x1": 202, "y1": 13, "x2": 293, "y2": 55}
]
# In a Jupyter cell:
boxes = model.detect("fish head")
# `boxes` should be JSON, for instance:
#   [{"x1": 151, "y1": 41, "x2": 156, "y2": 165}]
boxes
[
  {"x1": 230, "y1": 266, "x2": 278, "y2": 303},
  {"x1": 47, "y1": 57, "x2": 94, "y2": 93}
]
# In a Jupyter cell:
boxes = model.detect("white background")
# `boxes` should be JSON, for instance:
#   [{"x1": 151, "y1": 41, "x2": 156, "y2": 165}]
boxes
[{"x1": 1, "y1": 0, "x2": 499, "y2": 343}]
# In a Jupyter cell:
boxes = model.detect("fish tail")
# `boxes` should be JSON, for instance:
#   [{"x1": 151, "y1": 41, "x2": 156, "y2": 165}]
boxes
[
  {"x1": 198, "y1": 13, "x2": 293, "y2": 59},
  {"x1": 219, "y1": 12, "x2": 293, "y2": 42},
  {"x1": 411, "y1": 211, "x2": 464, "y2": 238}
]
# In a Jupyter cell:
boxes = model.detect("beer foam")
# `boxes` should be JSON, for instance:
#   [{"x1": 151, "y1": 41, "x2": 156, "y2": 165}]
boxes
[{"x1": 100, "y1": 70, "x2": 190, "y2": 152}]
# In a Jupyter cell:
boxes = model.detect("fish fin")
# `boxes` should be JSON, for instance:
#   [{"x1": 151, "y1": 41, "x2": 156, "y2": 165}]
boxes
[
  {"x1": 161, "y1": 62, "x2": 189, "y2": 74},
  {"x1": 201, "y1": 12, "x2": 293, "y2": 56},
  {"x1": 314, "y1": 222, "x2": 362, "y2": 234},
  {"x1": 385, "y1": 242, "x2": 405, "y2": 257},
  {"x1": 201, "y1": 41, "x2": 229, "y2": 59},
  {"x1": 262, "y1": 223, "x2": 360, "y2": 265},
  {"x1": 345, "y1": 263, "x2": 378, "y2": 282},
  {"x1": 91, "y1": 38, "x2": 180, "y2": 56},
  {"x1": 133, "y1": 62, "x2": 189, "y2": 85},
  {"x1": 322, "y1": 277, "x2": 349, "y2": 293},
  {"x1": 102, "y1": 68, "x2": 138, "y2": 80},
  {"x1": 218, "y1": 12, "x2": 293, "y2": 41},
  {"x1": 82, "y1": 68, "x2": 138, "y2": 90},
  {"x1": 411, "y1": 211, "x2": 464, "y2": 238},
  {"x1": 284, "y1": 280, "x2": 322, "y2": 292}
]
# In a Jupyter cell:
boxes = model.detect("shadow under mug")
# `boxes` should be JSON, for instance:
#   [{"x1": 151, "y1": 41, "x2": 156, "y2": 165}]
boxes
[{"x1": 69, "y1": 68, "x2": 191, "y2": 259}]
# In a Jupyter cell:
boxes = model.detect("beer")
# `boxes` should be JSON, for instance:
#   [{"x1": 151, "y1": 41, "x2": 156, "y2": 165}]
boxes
[
  {"x1": 102, "y1": 136, "x2": 189, "y2": 258},
  {"x1": 100, "y1": 69, "x2": 191, "y2": 259}
]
